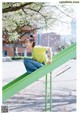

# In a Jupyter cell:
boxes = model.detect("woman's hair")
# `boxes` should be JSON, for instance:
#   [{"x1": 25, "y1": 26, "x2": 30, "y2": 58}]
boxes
[{"x1": 29, "y1": 35, "x2": 35, "y2": 47}]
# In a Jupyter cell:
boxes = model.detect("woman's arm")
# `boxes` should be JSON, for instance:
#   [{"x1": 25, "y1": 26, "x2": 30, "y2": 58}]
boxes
[{"x1": 46, "y1": 47, "x2": 53, "y2": 64}]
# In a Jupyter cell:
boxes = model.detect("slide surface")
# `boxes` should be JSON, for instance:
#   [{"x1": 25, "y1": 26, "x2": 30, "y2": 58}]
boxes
[{"x1": 2, "y1": 43, "x2": 76, "y2": 102}]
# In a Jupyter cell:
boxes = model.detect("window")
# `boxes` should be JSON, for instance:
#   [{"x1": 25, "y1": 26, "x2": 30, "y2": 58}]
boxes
[
  {"x1": 3, "y1": 50, "x2": 7, "y2": 57},
  {"x1": 18, "y1": 53, "x2": 24, "y2": 56}
]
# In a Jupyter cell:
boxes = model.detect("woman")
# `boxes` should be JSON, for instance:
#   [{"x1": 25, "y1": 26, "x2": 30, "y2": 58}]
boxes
[{"x1": 24, "y1": 35, "x2": 52, "y2": 74}]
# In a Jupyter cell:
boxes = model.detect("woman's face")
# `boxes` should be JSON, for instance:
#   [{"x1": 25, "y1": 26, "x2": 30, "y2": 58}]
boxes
[{"x1": 24, "y1": 39, "x2": 32, "y2": 48}]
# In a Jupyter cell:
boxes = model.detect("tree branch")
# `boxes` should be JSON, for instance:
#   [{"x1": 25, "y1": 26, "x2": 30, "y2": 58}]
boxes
[
  {"x1": 23, "y1": 7, "x2": 48, "y2": 28},
  {"x1": 22, "y1": 7, "x2": 28, "y2": 15},
  {"x1": 24, "y1": 7, "x2": 46, "y2": 19},
  {"x1": 19, "y1": 27, "x2": 41, "y2": 39},
  {"x1": 27, "y1": 7, "x2": 69, "y2": 24},
  {"x1": 54, "y1": 6, "x2": 73, "y2": 18},
  {"x1": 42, "y1": 5, "x2": 73, "y2": 18},
  {"x1": 46, "y1": 17, "x2": 69, "y2": 24},
  {"x1": 3, "y1": 2, "x2": 33, "y2": 13}
]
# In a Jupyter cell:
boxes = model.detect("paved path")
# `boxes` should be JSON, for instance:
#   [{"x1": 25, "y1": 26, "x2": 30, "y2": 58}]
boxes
[{"x1": 2, "y1": 60, "x2": 76, "y2": 112}]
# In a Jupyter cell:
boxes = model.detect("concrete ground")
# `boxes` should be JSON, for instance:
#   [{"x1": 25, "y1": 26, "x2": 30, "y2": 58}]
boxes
[{"x1": 2, "y1": 60, "x2": 76, "y2": 112}]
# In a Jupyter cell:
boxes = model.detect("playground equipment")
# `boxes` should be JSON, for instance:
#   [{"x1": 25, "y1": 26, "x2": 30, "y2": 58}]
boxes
[{"x1": 2, "y1": 43, "x2": 76, "y2": 111}]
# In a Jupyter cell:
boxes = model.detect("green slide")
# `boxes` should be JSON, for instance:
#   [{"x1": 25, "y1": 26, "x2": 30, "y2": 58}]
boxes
[{"x1": 2, "y1": 43, "x2": 76, "y2": 102}]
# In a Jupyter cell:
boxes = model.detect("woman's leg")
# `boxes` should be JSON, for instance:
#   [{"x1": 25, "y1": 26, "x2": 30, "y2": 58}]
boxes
[
  {"x1": 24, "y1": 58, "x2": 37, "y2": 74},
  {"x1": 23, "y1": 58, "x2": 44, "y2": 74},
  {"x1": 28, "y1": 59, "x2": 44, "y2": 68}
]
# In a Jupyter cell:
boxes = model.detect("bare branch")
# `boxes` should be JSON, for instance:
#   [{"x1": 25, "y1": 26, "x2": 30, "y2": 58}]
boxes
[
  {"x1": 46, "y1": 17, "x2": 69, "y2": 24},
  {"x1": 42, "y1": 5, "x2": 73, "y2": 18},
  {"x1": 54, "y1": 6, "x2": 73, "y2": 18}
]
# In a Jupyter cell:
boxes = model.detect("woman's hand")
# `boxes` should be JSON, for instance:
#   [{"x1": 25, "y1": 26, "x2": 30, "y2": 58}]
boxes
[{"x1": 47, "y1": 60, "x2": 52, "y2": 64}]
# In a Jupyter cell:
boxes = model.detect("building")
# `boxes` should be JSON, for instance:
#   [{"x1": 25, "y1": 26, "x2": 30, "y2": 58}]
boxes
[
  {"x1": 60, "y1": 18, "x2": 76, "y2": 45},
  {"x1": 37, "y1": 32, "x2": 61, "y2": 52},
  {"x1": 71, "y1": 18, "x2": 76, "y2": 42}
]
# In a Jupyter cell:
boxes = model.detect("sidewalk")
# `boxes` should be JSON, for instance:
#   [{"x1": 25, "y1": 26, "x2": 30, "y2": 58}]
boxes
[{"x1": 2, "y1": 60, "x2": 76, "y2": 112}]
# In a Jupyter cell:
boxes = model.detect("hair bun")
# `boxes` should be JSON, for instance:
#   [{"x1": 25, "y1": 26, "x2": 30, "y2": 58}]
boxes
[{"x1": 30, "y1": 35, "x2": 33, "y2": 38}]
